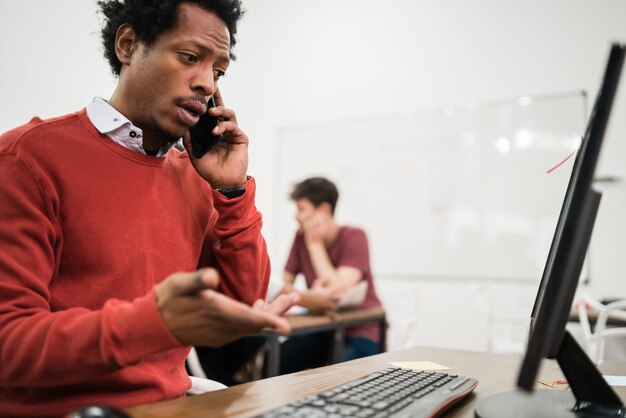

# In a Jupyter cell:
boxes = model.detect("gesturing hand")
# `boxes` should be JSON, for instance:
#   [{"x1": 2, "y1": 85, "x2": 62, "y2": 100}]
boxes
[{"x1": 155, "y1": 268, "x2": 299, "y2": 347}]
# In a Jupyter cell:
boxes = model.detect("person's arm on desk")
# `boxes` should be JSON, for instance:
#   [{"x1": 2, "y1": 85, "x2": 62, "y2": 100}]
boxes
[
  {"x1": 295, "y1": 288, "x2": 339, "y2": 314},
  {"x1": 279, "y1": 271, "x2": 337, "y2": 313},
  {"x1": 303, "y1": 213, "x2": 363, "y2": 299},
  {"x1": 279, "y1": 201, "x2": 364, "y2": 313}
]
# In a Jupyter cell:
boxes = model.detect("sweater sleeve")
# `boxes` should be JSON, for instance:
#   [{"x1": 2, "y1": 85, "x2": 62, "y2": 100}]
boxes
[
  {"x1": 206, "y1": 177, "x2": 271, "y2": 305},
  {"x1": 0, "y1": 154, "x2": 181, "y2": 387}
]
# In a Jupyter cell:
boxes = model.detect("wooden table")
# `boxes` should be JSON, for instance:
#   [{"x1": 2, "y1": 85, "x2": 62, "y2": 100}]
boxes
[
  {"x1": 261, "y1": 307, "x2": 386, "y2": 377},
  {"x1": 124, "y1": 346, "x2": 626, "y2": 418},
  {"x1": 569, "y1": 308, "x2": 626, "y2": 328}
]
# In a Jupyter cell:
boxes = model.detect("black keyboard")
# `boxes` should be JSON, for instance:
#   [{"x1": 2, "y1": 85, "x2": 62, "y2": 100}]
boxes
[{"x1": 257, "y1": 367, "x2": 478, "y2": 418}]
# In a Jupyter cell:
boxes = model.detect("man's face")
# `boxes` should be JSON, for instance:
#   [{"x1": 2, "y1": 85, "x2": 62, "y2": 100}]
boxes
[
  {"x1": 294, "y1": 199, "x2": 318, "y2": 228},
  {"x1": 120, "y1": 3, "x2": 231, "y2": 144}
]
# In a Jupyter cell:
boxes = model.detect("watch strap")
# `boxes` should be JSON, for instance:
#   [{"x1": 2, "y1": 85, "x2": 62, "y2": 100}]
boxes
[
  {"x1": 217, "y1": 185, "x2": 246, "y2": 199},
  {"x1": 216, "y1": 176, "x2": 250, "y2": 199}
]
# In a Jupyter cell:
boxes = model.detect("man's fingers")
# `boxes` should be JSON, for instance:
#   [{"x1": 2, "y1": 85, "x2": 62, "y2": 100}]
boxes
[
  {"x1": 199, "y1": 290, "x2": 293, "y2": 335},
  {"x1": 172, "y1": 268, "x2": 220, "y2": 296},
  {"x1": 264, "y1": 292, "x2": 300, "y2": 316},
  {"x1": 325, "y1": 310, "x2": 340, "y2": 320},
  {"x1": 266, "y1": 316, "x2": 291, "y2": 334},
  {"x1": 213, "y1": 88, "x2": 224, "y2": 107},
  {"x1": 253, "y1": 308, "x2": 292, "y2": 334}
]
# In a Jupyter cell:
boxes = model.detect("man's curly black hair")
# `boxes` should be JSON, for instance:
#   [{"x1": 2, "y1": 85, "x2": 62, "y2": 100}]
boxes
[{"x1": 97, "y1": 0, "x2": 244, "y2": 76}]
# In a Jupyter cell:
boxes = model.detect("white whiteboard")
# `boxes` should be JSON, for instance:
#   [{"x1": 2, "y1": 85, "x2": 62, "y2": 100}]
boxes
[{"x1": 272, "y1": 92, "x2": 587, "y2": 280}]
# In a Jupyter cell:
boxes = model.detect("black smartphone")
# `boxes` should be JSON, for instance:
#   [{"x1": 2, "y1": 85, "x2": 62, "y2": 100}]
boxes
[{"x1": 189, "y1": 96, "x2": 220, "y2": 158}]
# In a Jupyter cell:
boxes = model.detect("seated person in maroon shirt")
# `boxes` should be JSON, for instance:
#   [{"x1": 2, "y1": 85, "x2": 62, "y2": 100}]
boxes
[{"x1": 278, "y1": 177, "x2": 386, "y2": 374}]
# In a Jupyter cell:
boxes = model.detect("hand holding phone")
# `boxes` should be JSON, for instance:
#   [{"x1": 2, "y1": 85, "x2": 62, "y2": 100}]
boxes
[
  {"x1": 189, "y1": 96, "x2": 220, "y2": 159},
  {"x1": 183, "y1": 91, "x2": 250, "y2": 190}
]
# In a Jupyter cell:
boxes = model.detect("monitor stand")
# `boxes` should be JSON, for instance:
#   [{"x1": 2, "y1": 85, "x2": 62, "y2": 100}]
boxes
[{"x1": 475, "y1": 332, "x2": 626, "y2": 418}]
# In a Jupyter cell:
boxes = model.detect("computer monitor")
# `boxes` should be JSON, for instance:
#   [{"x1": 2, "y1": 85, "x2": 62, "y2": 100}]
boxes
[{"x1": 476, "y1": 43, "x2": 625, "y2": 418}]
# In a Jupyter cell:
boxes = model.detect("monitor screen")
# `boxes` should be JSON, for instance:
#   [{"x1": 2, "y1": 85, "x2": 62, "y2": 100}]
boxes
[{"x1": 476, "y1": 43, "x2": 625, "y2": 418}]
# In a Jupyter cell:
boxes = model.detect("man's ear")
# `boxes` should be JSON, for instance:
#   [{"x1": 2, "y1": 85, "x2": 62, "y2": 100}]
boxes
[
  {"x1": 114, "y1": 23, "x2": 137, "y2": 66},
  {"x1": 318, "y1": 202, "x2": 333, "y2": 217}
]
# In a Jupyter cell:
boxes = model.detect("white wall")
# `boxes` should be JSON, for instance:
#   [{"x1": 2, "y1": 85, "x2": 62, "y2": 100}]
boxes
[{"x1": 1, "y1": 0, "x2": 626, "y2": 354}]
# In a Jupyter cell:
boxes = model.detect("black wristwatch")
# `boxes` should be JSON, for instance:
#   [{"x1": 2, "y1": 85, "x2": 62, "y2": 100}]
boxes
[
  {"x1": 217, "y1": 185, "x2": 246, "y2": 199},
  {"x1": 217, "y1": 176, "x2": 249, "y2": 199}
]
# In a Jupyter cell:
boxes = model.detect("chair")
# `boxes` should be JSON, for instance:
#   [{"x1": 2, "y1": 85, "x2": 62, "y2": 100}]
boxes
[
  {"x1": 185, "y1": 347, "x2": 228, "y2": 394},
  {"x1": 474, "y1": 282, "x2": 534, "y2": 354},
  {"x1": 574, "y1": 290, "x2": 626, "y2": 364}
]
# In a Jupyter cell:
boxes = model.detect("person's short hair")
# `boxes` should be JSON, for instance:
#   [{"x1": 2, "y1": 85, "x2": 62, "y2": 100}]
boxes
[
  {"x1": 290, "y1": 177, "x2": 339, "y2": 214},
  {"x1": 97, "y1": 0, "x2": 245, "y2": 76}
]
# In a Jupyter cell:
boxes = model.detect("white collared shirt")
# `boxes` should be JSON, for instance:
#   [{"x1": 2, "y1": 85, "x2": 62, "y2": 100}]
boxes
[{"x1": 86, "y1": 97, "x2": 176, "y2": 157}]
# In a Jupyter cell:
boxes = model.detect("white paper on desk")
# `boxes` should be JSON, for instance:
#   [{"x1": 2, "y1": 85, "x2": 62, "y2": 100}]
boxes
[
  {"x1": 603, "y1": 375, "x2": 626, "y2": 386},
  {"x1": 286, "y1": 305, "x2": 308, "y2": 315},
  {"x1": 338, "y1": 281, "x2": 368, "y2": 307}
]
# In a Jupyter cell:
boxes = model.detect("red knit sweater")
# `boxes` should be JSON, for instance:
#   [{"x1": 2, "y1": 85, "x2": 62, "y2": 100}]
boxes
[{"x1": 0, "y1": 110, "x2": 270, "y2": 417}]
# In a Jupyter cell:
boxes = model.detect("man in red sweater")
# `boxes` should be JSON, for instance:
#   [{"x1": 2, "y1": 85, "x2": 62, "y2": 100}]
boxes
[{"x1": 0, "y1": 1, "x2": 297, "y2": 417}]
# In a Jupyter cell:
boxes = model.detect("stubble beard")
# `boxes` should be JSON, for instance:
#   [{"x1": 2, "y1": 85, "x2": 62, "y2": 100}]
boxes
[{"x1": 148, "y1": 116, "x2": 181, "y2": 146}]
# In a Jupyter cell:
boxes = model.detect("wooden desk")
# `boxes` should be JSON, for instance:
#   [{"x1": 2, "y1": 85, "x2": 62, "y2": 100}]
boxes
[
  {"x1": 124, "y1": 346, "x2": 626, "y2": 418},
  {"x1": 261, "y1": 307, "x2": 386, "y2": 377}
]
